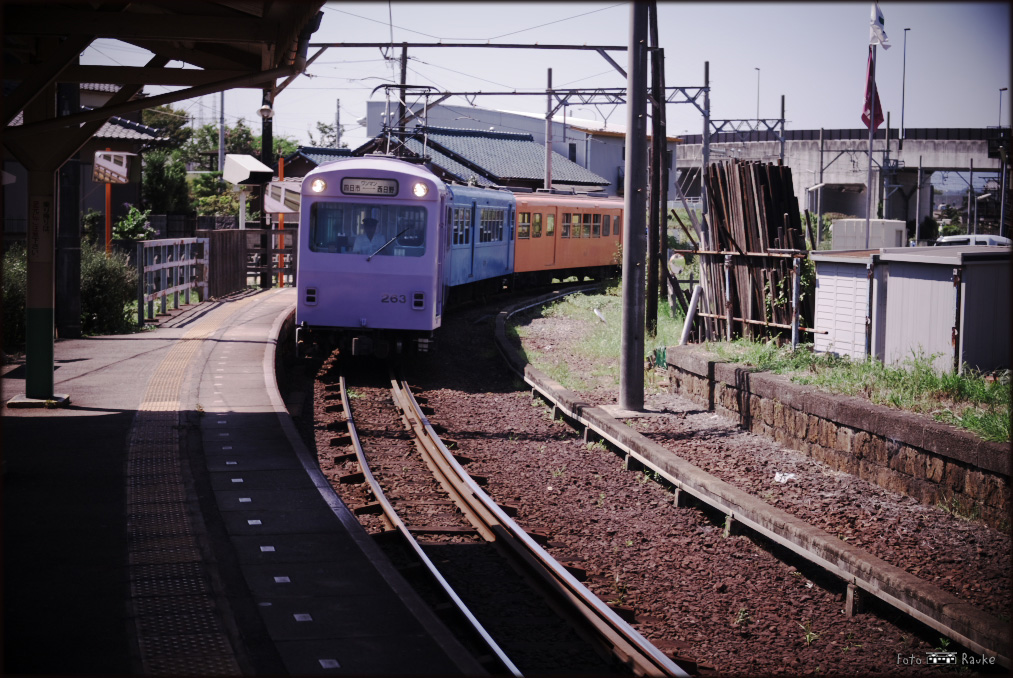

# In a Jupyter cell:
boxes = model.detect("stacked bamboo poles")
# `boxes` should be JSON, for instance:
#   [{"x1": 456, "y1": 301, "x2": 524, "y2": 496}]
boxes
[{"x1": 688, "y1": 159, "x2": 804, "y2": 341}]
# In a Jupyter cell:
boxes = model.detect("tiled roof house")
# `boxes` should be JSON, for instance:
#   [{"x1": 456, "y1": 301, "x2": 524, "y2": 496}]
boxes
[{"x1": 355, "y1": 126, "x2": 610, "y2": 192}]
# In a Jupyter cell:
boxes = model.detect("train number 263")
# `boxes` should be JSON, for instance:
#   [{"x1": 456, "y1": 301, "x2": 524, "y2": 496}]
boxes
[{"x1": 381, "y1": 294, "x2": 408, "y2": 304}]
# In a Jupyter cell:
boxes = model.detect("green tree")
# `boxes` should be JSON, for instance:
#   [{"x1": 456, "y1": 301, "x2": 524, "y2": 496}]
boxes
[
  {"x1": 181, "y1": 120, "x2": 258, "y2": 172},
  {"x1": 142, "y1": 104, "x2": 192, "y2": 147},
  {"x1": 141, "y1": 149, "x2": 190, "y2": 213},
  {"x1": 308, "y1": 121, "x2": 346, "y2": 148},
  {"x1": 267, "y1": 135, "x2": 299, "y2": 160}
]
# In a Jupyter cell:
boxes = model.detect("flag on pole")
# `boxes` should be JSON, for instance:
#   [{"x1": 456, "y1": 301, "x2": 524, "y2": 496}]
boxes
[
  {"x1": 870, "y1": 3, "x2": 891, "y2": 49},
  {"x1": 862, "y1": 46, "x2": 884, "y2": 129}
]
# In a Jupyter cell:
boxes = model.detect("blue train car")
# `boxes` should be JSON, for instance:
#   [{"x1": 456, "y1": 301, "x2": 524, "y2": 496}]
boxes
[
  {"x1": 295, "y1": 156, "x2": 450, "y2": 356},
  {"x1": 445, "y1": 184, "x2": 515, "y2": 293}
]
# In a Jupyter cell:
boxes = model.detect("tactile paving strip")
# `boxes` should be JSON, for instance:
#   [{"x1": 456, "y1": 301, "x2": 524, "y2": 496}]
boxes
[{"x1": 125, "y1": 294, "x2": 261, "y2": 676}]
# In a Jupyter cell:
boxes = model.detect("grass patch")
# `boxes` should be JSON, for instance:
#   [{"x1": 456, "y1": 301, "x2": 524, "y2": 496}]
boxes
[
  {"x1": 709, "y1": 339, "x2": 1010, "y2": 442},
  {"x1": 510, "y1": 283, "x2": 684, "y2": 394}
]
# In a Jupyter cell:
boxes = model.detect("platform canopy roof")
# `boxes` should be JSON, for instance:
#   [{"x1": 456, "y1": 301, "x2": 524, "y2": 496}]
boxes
[{"x1": 3, "y1": 0, "x2": 324, "y2": 170}]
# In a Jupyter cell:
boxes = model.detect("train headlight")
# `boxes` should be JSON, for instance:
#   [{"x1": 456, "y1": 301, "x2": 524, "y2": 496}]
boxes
[
  {"x1": 310, "y1": 178, "x2": 326, "y2": 193},
  {"x1": 412, "y1": 182, "x2": 429, "y2": 197}
]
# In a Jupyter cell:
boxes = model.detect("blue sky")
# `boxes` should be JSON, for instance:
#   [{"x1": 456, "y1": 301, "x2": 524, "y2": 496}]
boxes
[{"x1": 82, "y1": 0, "x2": 1010, "y2": 191}]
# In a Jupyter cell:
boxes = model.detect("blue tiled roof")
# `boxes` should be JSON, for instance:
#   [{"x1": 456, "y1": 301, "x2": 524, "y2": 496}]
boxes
[
  {"x1": 403, "y1": 138, "x2": 498, "y2": 187},
  {"x1": 287, "y1": 146, "x2": 352, "y2": 166},
  {"x1": 424, "y1": 127, "x2": 608, "y2": 186}
]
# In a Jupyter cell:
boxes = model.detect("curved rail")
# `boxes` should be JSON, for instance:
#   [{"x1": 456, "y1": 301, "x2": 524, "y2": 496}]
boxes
[
  {"x1": 496, "y1": 297, "x2": 1010, "y2": 670},
  {"x1": 338, "y1": 375, "x2": 521, "y2": 677},
  {"x1": 390, "y1": 377, "x2": 690, "y2": 678}
]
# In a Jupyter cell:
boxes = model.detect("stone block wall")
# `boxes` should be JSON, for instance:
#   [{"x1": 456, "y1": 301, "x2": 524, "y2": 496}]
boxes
[{"x1": 665, "y1": 346, "x2": 1011, "y2": 530}]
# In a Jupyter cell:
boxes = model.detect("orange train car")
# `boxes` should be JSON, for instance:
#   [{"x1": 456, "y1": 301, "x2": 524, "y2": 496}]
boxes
[{"x1": 512, "y1": 192, "x2": 625, "y2": 286}]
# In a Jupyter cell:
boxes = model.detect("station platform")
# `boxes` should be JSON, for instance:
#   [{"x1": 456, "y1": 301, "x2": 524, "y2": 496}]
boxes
[{"x1": 2, "y1": 288, "x2": 482, "y2": 676}]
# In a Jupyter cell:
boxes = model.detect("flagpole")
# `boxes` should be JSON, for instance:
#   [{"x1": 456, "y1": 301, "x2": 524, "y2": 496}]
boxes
[{"x1": 865, "y1": 44, "x2": 877, "y2": 249}]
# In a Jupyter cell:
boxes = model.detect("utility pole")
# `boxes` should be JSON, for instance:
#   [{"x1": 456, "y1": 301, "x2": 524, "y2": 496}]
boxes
[
  {"x1": 647, "y1": 1, "x2": 662, "y2": 337},
  {"x1": 968, "y1": 158, "x2": 974, "y2": 234},
  {"x1": 335, "y1": 98, "x2": 341, "y2": 148},
  {"x1": 915, "y1": 155, "x2": 923, "y2": 243},
  {"x1": 545, "y1": 68, "x2": 553, "y2": 190},
  {"x1": 398, "y1": 44, "x2": 408, "y2": 146},
  {"x1": 620, "y1": 1, "x2": 648, "y2": 412},
  {"x1": 817, "y1": 128, "x2": 825, "y2": 245}
]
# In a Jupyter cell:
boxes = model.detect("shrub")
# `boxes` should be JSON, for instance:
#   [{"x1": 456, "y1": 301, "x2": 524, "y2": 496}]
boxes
[
  {"x1": 80, "y1": 240, "x2": 137, "y2": 335},
  {"x1": 2, "y1": 243, "x2": 28, "y2": 352},
  {"x1": 113, "y1": 205, "x2": 155, "y2": 241},
  {"x1": 82, "y1": 208, "x2": 104, "y2": 245}
]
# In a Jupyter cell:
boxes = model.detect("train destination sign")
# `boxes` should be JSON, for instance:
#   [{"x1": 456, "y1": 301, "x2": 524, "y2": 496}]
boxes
[{"x1": 341, "y1": 177, "x2": 398, "y2": 196}]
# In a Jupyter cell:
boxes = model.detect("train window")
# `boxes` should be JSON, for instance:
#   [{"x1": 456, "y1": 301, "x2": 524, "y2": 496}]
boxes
[
  {"x1": 602, "y1": 215, "x2": 611, "y2": 237},
  {"x1": 582, "y1": 214, "x2": 592, "y2": 238},
  {"x1": 309, "y1": 201, "x2": 427, "y2": 257},
  {"x1": 518, "y1": 212, "x2": 530, "y2": 239},
  {"x1": 560, "y1": 213, "x2": 570, "y2": 238},
  {"x1": 532, "y1": 214, "x2": 542, "y2": 238},
  {"x1": 592, "y1": 214, "x2": 601, "y2": 238},
  {"x1": 614, "y1": 215, "x2": 622, "y2": 236},
  {"x1": 452, "y1": 207, "x2": 471, "y2": 246},
  {"x1": 573, "y1": 214, "x2": 583, "y2": 239},
  {"x1": 546, "y1": 214, "x2": 554, "y2": 237},
  {"x1": 479, "y1": 208, "x2": 505, "y2": 243}
]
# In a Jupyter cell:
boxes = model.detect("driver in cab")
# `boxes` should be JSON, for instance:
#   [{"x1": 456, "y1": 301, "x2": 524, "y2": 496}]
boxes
[{"x1": 352, "y1": 216, "x2": 387, "y2": 255}]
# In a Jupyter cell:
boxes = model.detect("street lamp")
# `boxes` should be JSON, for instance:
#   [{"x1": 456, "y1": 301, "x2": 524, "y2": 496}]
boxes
[
  {"x1": 901, "y1": 28, "x2": 910, "y2": 148},
  {"x1": 1000, "y1": 87, "x2": 1008, "y2": 126},
  {"x1": 754, "y1": 67, "x2": 760, "y2": 119}
]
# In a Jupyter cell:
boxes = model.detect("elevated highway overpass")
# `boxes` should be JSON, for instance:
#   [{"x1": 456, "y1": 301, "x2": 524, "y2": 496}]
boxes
[{"x1": 673, "y1": 127, "x2": 1007, "y2": 226}]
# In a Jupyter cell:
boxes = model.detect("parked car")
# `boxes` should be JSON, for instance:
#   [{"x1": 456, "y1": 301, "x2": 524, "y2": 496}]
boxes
[{"x1": 934, "y1": 234, "x2": 1012, "y2": 246}]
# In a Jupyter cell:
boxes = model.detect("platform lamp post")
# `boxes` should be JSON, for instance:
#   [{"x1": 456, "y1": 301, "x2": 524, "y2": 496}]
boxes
[{"x1": 258, "y1": 95, "x2": 274, "y2": 289}]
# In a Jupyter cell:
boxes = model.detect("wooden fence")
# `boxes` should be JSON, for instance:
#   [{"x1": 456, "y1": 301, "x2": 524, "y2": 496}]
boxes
[{"x1": 196, "y1": 229, "x2": 247, "y2": 299}]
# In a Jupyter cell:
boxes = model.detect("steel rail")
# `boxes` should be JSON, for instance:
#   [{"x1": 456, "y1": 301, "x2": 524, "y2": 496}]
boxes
[
  {"x1": 338, "y1": 375, "x2": 522, "y2": 677},
  {"x1": 498, "y1": 303, "x2": 1010, "y2": 669},
  {"x1": 390, "y1": 378, "x2": 690, "y2": 678}
]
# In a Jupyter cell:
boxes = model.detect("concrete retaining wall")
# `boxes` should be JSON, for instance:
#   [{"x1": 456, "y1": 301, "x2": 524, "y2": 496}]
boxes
[{"x1": 665, "y1": 345, "x2": 1010, "y2": 530}]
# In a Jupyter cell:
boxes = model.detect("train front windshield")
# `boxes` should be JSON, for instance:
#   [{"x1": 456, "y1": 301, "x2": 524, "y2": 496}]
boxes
[{"x1": 309, "y1": 202, "x2": 427, "y2": 257}]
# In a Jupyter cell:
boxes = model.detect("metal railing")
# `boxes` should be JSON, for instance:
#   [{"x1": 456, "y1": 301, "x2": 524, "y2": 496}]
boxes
[{"x1": 136, "y1": 238, "x2": 208, "y2": 326}]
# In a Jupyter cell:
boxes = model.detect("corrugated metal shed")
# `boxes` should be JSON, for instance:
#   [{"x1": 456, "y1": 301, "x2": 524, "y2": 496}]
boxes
[
  {"x1": 811, "y1": 246, "x2": 1011, "y2": 373},
  {"x1": 811, "y1": 251, "x2": 876, "y2": 359}
]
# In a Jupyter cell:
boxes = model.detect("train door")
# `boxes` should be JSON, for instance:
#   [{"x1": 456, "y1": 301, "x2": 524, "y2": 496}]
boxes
[
  {"x1": 436, "y1": 199, "x2": 448, "y2": 318},
  {"x1": 468, "y1": 201, "x2": 477, "y2": 279},
  {"x1": 541, "y1": 208, "x2": 557, "y2": 268}
]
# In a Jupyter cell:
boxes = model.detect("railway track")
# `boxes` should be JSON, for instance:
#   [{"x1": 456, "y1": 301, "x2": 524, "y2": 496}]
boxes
[
  {"x1": 492, "y1": 291, "x2": 1010, "y2": 671},
  {"x1": 321, "y1": 360, "x2": 691, "y2": 677}
]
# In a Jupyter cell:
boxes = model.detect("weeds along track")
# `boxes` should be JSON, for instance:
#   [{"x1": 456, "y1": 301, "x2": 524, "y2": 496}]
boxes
[{"x1": 310, "y1": 355, "x2": 689, "y2": 676}]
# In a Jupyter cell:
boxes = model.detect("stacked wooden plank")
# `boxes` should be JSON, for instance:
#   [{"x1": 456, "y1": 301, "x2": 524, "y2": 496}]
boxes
[{"x1": 695, "y1": 159, "x2": 804, "y2": 339}]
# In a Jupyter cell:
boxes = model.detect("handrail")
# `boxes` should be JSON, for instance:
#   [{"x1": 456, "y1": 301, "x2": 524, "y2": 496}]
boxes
[{"x1": 136, "y1": 237, "x2": 208, "y2": 326}]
